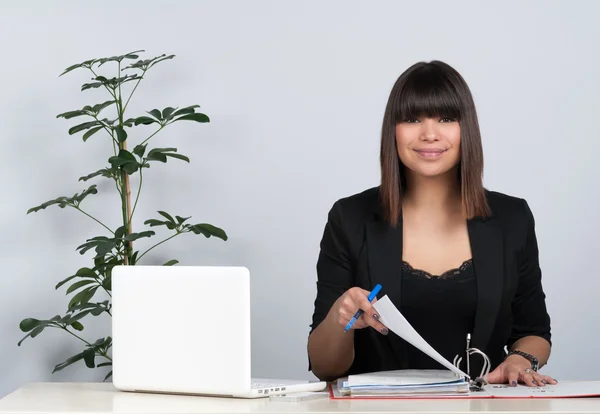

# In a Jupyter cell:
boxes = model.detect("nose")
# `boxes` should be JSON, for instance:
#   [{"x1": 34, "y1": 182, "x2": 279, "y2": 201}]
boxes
[{"x1": 419, "y1": 119, "x2": 439, "y2": 142}]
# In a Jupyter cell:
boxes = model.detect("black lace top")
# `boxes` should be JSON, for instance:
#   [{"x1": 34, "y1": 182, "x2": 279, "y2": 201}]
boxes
[{"x1": 400, "y1": 259, "x2": 477, "y2": 372}]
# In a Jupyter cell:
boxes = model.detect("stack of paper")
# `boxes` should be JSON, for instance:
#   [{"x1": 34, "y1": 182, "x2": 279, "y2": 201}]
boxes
[
  {"x1": 332, "y1": 295, "x2": 600, "y2": 399},
  {"x1": 339, "y1": 369, "x2": 470, "y2": 397}
]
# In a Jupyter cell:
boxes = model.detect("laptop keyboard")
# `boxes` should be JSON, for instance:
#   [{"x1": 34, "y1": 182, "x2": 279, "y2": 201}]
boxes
[{"x1": 251, "y1": 381, "x2": 285, "y2": 390}]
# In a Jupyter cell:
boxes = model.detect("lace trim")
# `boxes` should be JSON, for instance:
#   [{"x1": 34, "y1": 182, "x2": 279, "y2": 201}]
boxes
[{"x1": 401, "y1": 258, "x2": 474, "y2": 280}]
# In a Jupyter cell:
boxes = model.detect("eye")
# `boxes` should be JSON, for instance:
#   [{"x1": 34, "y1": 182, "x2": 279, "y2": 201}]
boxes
[
  {"x1": 439, "y1": 117, "x2": 457, "y2": 123},
  {"x1": 403, "y1": 118, "x2": 419, "y2": 123}
]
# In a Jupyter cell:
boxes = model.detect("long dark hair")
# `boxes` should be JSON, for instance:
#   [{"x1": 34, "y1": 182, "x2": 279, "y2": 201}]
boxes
[{"x1": 379, "y1": 60, "x2": 491, "y2": 226}]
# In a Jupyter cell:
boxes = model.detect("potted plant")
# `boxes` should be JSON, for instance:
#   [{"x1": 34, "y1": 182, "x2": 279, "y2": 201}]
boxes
[{"x1": 17, "y1": 50, "x2": 227, "y2": 381}]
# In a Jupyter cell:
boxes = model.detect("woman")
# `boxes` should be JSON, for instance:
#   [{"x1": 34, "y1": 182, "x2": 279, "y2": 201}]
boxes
[{"x1": 307, "y1": 60, "x2": 556, "y2": 388}]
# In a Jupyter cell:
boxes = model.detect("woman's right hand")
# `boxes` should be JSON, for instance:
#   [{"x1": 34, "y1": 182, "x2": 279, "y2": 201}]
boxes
[{"x1": 328, "y1": 287, "x2": 389, "y2": 335}]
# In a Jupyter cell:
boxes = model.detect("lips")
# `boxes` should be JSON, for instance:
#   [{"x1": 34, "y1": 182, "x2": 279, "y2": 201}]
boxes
[{"x1": 414, "y1": 148, "x2": 447, "y2": 159}]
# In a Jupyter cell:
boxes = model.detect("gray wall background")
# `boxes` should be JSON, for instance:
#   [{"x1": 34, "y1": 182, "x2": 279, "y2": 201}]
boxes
[{"x1": 1, "y1": 0, "x2": 598, "y2": 398}]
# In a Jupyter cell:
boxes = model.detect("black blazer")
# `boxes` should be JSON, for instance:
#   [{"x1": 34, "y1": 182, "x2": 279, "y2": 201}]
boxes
[{"x1": 309, "y1": 186, "x2": 551, "y2": 377}]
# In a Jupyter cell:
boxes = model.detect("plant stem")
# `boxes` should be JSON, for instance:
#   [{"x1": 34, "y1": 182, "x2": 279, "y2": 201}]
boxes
[
  {"x1": 89, "y1": 68, "x2": 117, "y2": 101},
  {"x1": 59, "y1": 325, "x2": 92, "y2": 346},
  {"x1": 136, "y1": 232, "x2": 181, "y2": 263},
  {"x1": 116, "y1": 62, "x2": 133, "y2": 265},
  {"x1": 140, "y1": 125, "x2": 165, "y2": 146},
  {"x1": 75, "y1": 207, "x2": 114, "y2": 235},
  {"x1": 92, "y1": 115, "x2": 119, "y2": 155},
  {"x1": 122, "y1": 69, "x2": 147, "y2": 114},
  {"x1": 129, "y1": 166, "x2": 143, "y2": 226}
]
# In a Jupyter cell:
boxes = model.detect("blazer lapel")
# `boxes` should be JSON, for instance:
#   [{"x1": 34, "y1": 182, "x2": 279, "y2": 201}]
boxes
[
  {"x1": 365, "y1": 217, "x2": 408, "y2": 368},
  {"x1": 468, "y1": 217, "x2": 504, "y2": 353}
]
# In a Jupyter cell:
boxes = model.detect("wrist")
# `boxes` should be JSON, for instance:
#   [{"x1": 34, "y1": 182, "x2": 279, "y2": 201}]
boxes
[
  {"x1": 506, "y1": 354, "x2": 531, "y2": 367},
  {"x1": 506, "y1": 349, "x2": 539, "y2": 371}
]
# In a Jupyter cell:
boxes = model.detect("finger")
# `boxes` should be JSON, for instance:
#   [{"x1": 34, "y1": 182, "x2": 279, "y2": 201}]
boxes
[
  {"x1": 507, "y1": 368, "x2": 520, "y2": 387},
  {"x1": 345, "y1": 289, "x2": 387, "y2": 334},
  {"x1": 520, "y1": 369, "x2": 537, "y2": 387},
  {"x1": 359, "y1": 311, "x2": 389, "y2": 335},
  {"x1": 537, "y1": 374, "x2": 558, "y2": 385},
  {"x1": 352, "y1": 290, "x2": 378, "y2": 316},
  {"x1": 484, "y1": 366, "x2": 503, "y2": 384},
  {"x1": 531, "y1": 372, "x2": 546, "y2": 387}
]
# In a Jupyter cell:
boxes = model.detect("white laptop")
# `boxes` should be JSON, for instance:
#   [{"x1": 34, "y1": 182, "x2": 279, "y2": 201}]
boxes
[{"x1": 111, "y1": 265, "x2": 326, "y2": 399}]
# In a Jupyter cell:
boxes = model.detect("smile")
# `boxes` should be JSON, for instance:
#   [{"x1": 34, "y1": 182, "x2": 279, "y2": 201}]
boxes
[{"x1": 414, "y1": 149, "x2": 447, "y2": 160}]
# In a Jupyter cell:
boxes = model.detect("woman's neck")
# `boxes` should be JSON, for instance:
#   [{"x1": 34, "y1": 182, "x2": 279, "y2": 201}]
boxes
[{"x1": 402, "y1": 169, "x2": 462, "y2": 215}]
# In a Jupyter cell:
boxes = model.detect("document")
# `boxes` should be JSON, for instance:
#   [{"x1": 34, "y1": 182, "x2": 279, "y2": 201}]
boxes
[
  {"x1": 330, "y1": 295, "x2": 600, "y2": 399},
  {"x1": 372, "y1": 295, "x2": 469, "y2": 378}
]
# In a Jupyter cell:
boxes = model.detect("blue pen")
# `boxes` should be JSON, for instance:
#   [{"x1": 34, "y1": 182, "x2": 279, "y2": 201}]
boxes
[{"x1": 344, "y1": 284, "x2": 382, "y2": 332}]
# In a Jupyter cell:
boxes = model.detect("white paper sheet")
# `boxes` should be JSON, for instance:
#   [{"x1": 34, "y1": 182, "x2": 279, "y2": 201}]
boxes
[
  {"x1": 372, "y1": 295, "x2": 469, "y2": 378},
  {"x1": 484, "y1": 380, "x2": 600, "y2": 398}
]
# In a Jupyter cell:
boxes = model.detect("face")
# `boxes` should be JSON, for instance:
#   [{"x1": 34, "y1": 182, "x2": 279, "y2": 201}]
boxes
[{"x1": 395, "y1": 116, "x2": 461, "y2": 178}]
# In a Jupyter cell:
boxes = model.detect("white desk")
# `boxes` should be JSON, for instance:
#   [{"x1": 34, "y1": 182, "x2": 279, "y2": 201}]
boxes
[{"x1": 1, "y1": 382, "x2": 600, "y2": 414}]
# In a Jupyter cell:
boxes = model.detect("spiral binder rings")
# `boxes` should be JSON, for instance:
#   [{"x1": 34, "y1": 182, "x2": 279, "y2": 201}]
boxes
[{"x1": 452, "y1": 333, "x2": 491, "y2": 392}]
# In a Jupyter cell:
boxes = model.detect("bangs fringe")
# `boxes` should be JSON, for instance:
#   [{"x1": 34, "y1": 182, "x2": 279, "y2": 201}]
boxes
[{"x1": 393, "y1": 67, "x2": 463, "y2": 122}]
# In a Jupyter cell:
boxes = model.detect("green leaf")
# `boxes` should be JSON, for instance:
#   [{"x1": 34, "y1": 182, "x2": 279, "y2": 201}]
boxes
[
  {"x1": 79, "y1": 168, "x2": 116, "y2": 182},
  {"x1": 108, "y1": 150, "x2": 139, "y2": 174},
  {"x1": 68, "y1": 301, "x2": 109, "y2": 318},
  {"x1": 66, "y1": 310, "x2": 92, "y2": 323},
  {"x1": 97, "y1": 362, "x2": 112, "y2": 368},
  {"x1": 75, "y1": 185, "x2": 99, "y2": 203},
  {"x1": 56, "y1": 110, "x2": 86, "y2": 120},
  {"x1": 57, "y1": 100, "x2": 115, "y2": 120},
  {"x1": 165, "y1": 153, "x2": 190, "y2": 163},
  {"x1": 115, "y1": 125, "x2": 127, "y2": 142},
  {"x1": 162, "y1": 107, "x2": 177, "y2": 120},
  {"x1": 29, "y1": 325, "x2": 46, "y2": 339},
  {"x1": 103, "y1": 370, "x2": 113, "y2": 382},
  {"x1": 19, "y1": 318, "x2": 41, "y2": 332},
  {"x1": 83, "y1": 348, "x2": 96, "y2": 368},
  {"x1": 174, "y1": 113, "x2": 210, "y2": 123},
  {"x1": 122, "y1": 54, "x2": 175, "y2": 71},
  {"x1": 76, "y1": 237, "x2": 117, "y2": 258},
  {"x1": 71, "y1": 321, "x2": 84, "y2": 331},
  {"x1": 82, "y1": 126, "x2": 104, "y2": 142},
  {"x1": 82, "y1": 74, "x2": 140, "y2": 91},
  {"x1": 133, "y1": 144, "x2": 147, "y2": 158},
  {"x1": 102, "y1": 276, "x2": 111, "y2": 291},
  {"x1": 133, "y1": 116, "x2": 157, "y2": 126},
  {"x1": 68, "y1": 286, "x2": 99, "y2": 310},
  {"x1": 163, "y1": 259, "x2": 179, "y2": 266},
  {"x1": 175, "y1": 216, "x2": 190, "y2": 224},
  {"x1": 56, "y1": 267, "x2": 98, "y2": 290},
  {"x1": 81, "y1": 81, "x2": 105, "y2": 91},
  {"x1": 114, "y1": 225, "x2": 127, "y2": 240},
  {"x1": 92, "y1": 100, "x2": 117, "y2": 114},
  {"x1": 59, "y1": 58, "x2": 96, "y2": 76},
  {"x1": 130, "y1": 250, "x2": 139, "y2": 265},
  {"x1": 68, "y1": 121, "x2": 101, "y2": 135},
  {"x1": 76, "y1": 267, "x2": 98, "y2": 277},
  {"x1": 147, "y1": 151, "x2": 167, "y2": 163},
  {"x1": 66, "y1": 279, "x2": 97, "y2": 294},
  {"x1": 147, "y1": 109, "x2": 162, "y2": 121},
  {"x1": 17, "y1": 325, "x2": 46, "y2": 346},
  {"x1": 146, "y1": 148, "x2": 188, "y2": 164},
  {"x1": 157, "y1": 211, "x2": 176, "y2": 224},
  {"x1": 55, "y1": 275, "x2": 78, "y2": 290},
  {"x1": 53, "y1": 352, "x2": 85, "y2": 373},
  {"x1": 123, "y1": 231, "x2": 155, "y2": 242},
  {"x1": 143, "y1": 219, "x2": 171, "y2": 228},
  {"x1": 27, "y1": 185, "x2": 98, "y2": 214},
  {"x1": 97, "y1": 50, "x2": 144, "y2": 67},
  {"x1": 188, "y1": 224, "x2": 228, "y2": 241},
  {"x1": 170, "y1": 105, "x2": 200, "y2": 118}
]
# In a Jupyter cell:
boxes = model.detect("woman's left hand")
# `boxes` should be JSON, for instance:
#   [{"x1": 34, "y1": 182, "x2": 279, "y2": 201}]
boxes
[{"x1": 486, "y1": 355, "x2": 558, "y2": 387}]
